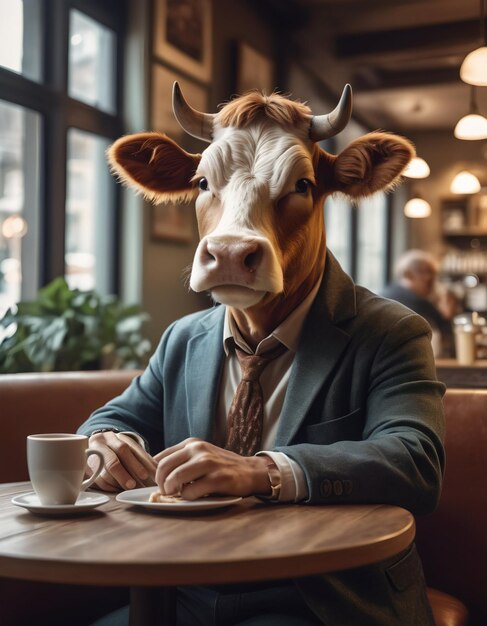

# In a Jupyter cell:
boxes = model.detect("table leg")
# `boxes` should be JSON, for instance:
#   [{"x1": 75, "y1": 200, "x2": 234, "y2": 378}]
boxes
[{"x1": 129, "y1": 587, "x2": 176, "y2": 625}]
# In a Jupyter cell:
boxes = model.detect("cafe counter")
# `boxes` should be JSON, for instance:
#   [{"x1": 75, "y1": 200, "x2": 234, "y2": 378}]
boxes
[{"x1": 435, "y1": 359, "x2": 487, "y2": 388}]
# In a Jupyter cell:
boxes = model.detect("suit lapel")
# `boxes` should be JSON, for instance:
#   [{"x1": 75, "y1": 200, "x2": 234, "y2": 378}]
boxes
[
  {"x1": 275, "y1": 252, "x2": 357, "y2": 446},
  {"x1": 185, "y1": 307, "x2": 225, "y2": 441}
]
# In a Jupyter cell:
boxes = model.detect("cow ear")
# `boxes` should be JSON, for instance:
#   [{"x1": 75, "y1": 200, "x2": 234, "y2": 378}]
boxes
[
  {"x1": 107, "y1": 132, "x2": 201, "y2": 204},
  {"x1": 331, "y1": 132, "x2": 414, "y2": 198}
]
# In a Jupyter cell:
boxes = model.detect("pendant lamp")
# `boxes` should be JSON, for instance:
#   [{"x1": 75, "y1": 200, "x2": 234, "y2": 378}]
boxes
[
  {"x1": 460, "y1": 0, "x2": 487, "y2": 85},
  {"x1": 450, "y1": 171, "x2": 481, "y2": 194},
  {"x1": 404, "y1": 197, "x2": 431, "y2": 218},
  {"x1": 454, "y1": 86, "x2": 487, "y2": 139},
  {"x1": 403, "y1": 157, "x2": 430, "y2": 179}
]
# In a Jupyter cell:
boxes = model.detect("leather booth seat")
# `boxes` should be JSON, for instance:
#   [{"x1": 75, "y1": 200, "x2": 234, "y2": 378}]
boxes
[{"x1": 418, "y1": 389, "x2": 487, "y2": 626}]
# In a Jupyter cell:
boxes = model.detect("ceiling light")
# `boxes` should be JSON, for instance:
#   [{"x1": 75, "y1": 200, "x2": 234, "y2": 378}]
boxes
[
  {"x1": 403, "y1": 157, "x2": 430, "y2": 178},
  {"x1": 450, "y1": 171, "x2": 481, "y2": 194},
  {"x1": 454, "y1": 86, "x2": 487, "y2": 139},
  {"x1": 460, "y1": 0, "x2": 487, "y2": 85},
  {"x1": 454, "y1": 113, "x2": 487, "y2": 139},
  {"x1": 404, "y1": 197, "x2": 431, "y2": 218}
]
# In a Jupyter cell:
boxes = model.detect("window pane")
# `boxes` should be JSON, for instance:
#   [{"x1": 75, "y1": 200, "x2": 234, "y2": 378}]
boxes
[
  {"x1": 0, "y1": 100, "x2": 41, "y2": 316},
  {"x1": 356, "y1": 193, "x2": 387, "y2": 293},
  {"x1": 324, "y1": 196, "x2": 352, "y2": 274},
  {"x1": 68, "y1": 10, "x2": 116, "y2": 114},
  {"x1": 0, "y1": 0, "x2": 42, "y2": 81},
  {"x1": 65, "y1": 129, "x2": 114, "y2": 294}
]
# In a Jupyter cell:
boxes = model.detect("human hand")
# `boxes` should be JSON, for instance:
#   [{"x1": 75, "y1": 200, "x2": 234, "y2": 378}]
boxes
[
  {"x1": 87, "y1": 431, "x2": 154, "y2": 491},
  {"x1": 153, "y1": 438, "x2": 272, "y2": 500}
]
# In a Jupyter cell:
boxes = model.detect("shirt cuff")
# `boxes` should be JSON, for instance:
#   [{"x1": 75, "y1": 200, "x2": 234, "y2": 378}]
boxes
[{"x1": 257, "y1": 451, "x2": 309, "y2": 502}]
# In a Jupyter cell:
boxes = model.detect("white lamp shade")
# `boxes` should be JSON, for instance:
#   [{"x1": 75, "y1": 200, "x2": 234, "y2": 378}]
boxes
[
  {"x1": 450, "y1": 171, "x2": 481, "y2": 194},
  {"x1": 454, "y1": 113, "x2": 487, "y2": 140},
  {"x1": 403, "y1": 157, "x2": 430, "y2": 178},
  {"x1": 460, "y1": 47, "x2": 487, "y2": 86},
  {"x1": 404, "y1": 198, "x2": 431, "y2": 218}
]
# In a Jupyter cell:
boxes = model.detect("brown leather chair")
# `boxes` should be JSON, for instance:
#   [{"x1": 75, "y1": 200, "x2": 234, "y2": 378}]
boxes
[
  {"x1": 0, "y1": 370, "x2": 140, "y2": 626},
  {"x1": 418, "y1": 389, "x2": 487, "y2": 626}
]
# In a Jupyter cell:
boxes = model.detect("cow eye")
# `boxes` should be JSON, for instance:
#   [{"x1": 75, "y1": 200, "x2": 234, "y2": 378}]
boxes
[
  {"x1": 198, "y1": 177, "x2": 209, "y2": 191},
  {"x1": 295, "y1": 178, "x2": 311, "y2": 194}
]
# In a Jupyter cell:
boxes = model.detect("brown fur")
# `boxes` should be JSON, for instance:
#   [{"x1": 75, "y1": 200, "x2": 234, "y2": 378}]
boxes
[
  {"x1": 331, "y1": 132, "x2": 415, "y2": 198},
  {"x1": 216, "y1": 91, "x2": 311, "y2": 133},
  {"x1": 107, "y1": 132, "x2": 201, "y2": 204}
]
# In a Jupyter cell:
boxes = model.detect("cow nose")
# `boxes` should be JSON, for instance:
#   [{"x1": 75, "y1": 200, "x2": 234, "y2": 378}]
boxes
[{"x1": 204, "y1": 239, "x2": 263, "y2": 273}]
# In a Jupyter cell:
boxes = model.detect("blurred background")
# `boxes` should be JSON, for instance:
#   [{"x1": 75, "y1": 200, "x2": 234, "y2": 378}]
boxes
[{"x1": 1, "y1": 0, "x2": 487, "y2": 358}]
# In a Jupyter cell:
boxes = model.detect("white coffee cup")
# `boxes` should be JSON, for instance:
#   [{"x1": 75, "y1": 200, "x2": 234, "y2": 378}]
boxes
[{"x1": 27, "y1": 433, "x2": 104, "y2": 505}]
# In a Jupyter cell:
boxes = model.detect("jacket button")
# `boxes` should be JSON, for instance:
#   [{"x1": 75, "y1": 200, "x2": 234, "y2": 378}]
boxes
[
  {"x1": 320, "y1": 479, "x2": 332, "y2": 497},
  {"x1": 343, "y1": 480, "x2": 353, "y2": 495},
  {"x1": 333, "y1": 480, "x2": 343, "y2": 496}
]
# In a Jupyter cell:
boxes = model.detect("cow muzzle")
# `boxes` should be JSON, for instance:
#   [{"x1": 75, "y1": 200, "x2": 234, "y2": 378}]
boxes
[{"x1": 190, "y1": 235, "x2": 284, "y2": 308}]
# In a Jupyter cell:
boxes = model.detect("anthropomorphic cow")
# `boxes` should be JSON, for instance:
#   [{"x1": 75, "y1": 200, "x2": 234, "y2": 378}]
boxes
[{"x1": 79, "y1": 84, "x2": 444, "y2": 626}]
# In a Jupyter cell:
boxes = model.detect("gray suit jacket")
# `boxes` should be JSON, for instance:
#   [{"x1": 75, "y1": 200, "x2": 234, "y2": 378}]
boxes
[{"x1": 79, "y1": 252, "x2": 444, "y2": 625}]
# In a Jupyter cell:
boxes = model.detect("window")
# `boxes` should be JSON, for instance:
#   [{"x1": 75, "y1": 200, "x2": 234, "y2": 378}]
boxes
[
  {"x1": 68, "y1": 10, "x2": 116, "y2": 114},
  {"x1": 0, "y1": 0, "x2": 125, "y2": 316},
  {"x1": 0, "y1": 100, "x2": 41, "y2": 315},
  {"x1": 0, "y1": 0, "x2": 42, "y2": 81},
  {"x1": 65, "y1": 129, "x2": 114, "y2": 293},
  {"x1": 356, "y1": 193, "x2": 388, "y2": 293},
  {"x1": 324, "y1": 195, "x2": 352, "y2": 275},
  {"x1": 324, "y1": 192, "x2": 391, "y2": 293}
]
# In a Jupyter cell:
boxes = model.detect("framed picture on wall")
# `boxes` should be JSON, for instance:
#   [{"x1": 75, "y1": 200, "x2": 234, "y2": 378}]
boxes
[
  {"x1": 151, "y1": 63, "x2": 208, "y2": 144},
  {"x1": 151, "y1": 202, "x2": 195, "y2": 244},
  {"x1": 237, "y1": 42, "x2": 274, "y2": 94},
  {"x1": 153, "y1": 0, "x2": 212, "y2": 83}
]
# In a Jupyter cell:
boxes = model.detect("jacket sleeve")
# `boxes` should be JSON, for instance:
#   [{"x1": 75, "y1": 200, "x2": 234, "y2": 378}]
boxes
[{"x1": 274, "y1": 314, "x2": 446, "y2": 515}]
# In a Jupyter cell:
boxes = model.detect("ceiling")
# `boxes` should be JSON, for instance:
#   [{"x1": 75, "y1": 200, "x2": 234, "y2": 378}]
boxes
[{"x1": 261, "y1": 0, "x2": 487, "y2": 133}]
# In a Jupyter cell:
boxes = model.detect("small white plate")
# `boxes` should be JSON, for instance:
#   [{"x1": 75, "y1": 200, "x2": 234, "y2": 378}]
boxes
[
  {"x1": 116, "y1": 486, "x2": 242, "y2": 512},
  {"x1": 11, "y1": 491, "x2": 110, "y2": 515}
]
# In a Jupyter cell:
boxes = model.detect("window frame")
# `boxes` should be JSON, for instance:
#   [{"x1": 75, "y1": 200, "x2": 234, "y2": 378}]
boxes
[
  {"x1": 0, "y1": 0, "x2": 126, "y2": 295},
  {"x1": 324, "y1": 194, "x2": 393, "y2": 290}
]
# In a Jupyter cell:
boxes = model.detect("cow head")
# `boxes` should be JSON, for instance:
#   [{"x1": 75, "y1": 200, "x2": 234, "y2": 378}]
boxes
[{"x1": 108, "y1": 83, "x2": 414, "y2": 338}]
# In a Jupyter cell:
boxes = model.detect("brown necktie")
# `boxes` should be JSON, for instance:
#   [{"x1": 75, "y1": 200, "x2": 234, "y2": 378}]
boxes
[{"x1": 224, "y1": 343, "x2": 286, "y2": 456}]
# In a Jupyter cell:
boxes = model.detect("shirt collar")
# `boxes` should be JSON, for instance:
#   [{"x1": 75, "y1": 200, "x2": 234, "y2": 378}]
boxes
[{"x1": 223, "y1": 275, "x2": 323, "y2": 356}]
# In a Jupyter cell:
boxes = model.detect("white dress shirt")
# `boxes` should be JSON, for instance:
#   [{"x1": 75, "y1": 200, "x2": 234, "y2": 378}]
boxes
[{"x1": 216, "y1": 278, "x2": 322, "y2": 502}]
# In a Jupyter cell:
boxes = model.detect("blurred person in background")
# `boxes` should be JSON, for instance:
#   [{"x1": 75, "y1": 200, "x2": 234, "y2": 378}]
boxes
[{"x1": 381, "y1": 249, "x2": 455, "y2": 358}]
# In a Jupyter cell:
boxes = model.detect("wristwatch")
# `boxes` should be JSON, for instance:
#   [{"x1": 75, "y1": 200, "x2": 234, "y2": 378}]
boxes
[
  {"x1": 90, "y1": 428, "x2": 120, "y2": 436},
  {"x1": 260, "y1": 461, "x2": 281, "y2": 501}
]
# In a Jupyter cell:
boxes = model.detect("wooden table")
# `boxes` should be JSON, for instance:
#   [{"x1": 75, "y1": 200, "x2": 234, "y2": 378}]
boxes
[{"x1": 0, "y1": 482, "x2": 416, "y2": 625}]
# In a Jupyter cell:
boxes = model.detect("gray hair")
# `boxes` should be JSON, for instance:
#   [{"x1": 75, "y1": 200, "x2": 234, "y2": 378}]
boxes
[{"x1": 394, "y1": 249, "x2": 439, "y2": 281}]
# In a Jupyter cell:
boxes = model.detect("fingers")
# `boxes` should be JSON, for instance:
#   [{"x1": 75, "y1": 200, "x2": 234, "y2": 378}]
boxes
[
  {"x1": 88, "y1": 432, "x2": 148, "y2": 491},
  {"x1": 155, "y1": 441, "x2": 206, "y2": 494},
  {"x1": 154, "y1": 439, "x2": 258, "y2": 498},
  {"x1": 153, "y1": 437, "x2": 199, "y2": 463}
]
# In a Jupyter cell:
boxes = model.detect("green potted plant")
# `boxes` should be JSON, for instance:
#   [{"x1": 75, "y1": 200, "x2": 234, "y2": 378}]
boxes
[{"x1": 0, "y1": 277, "x2": 151, "y2": 373}]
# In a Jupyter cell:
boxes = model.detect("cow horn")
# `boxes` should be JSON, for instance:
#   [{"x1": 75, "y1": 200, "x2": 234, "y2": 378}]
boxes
[
  {"x1": 309, "y1": 84, "x2": 353, "y2": 142},
  {"x1": 172, "y1": 82, "x2": 215, "y2": 143}
]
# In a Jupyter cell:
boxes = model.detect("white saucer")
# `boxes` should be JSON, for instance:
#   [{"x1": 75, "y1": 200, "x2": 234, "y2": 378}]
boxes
[
  {"x1": 116, "y1": 486, "x2": 242, "y2": 512},
  {"x1": 11, "y1": 491, "x2": 110, "y2": 515}
]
